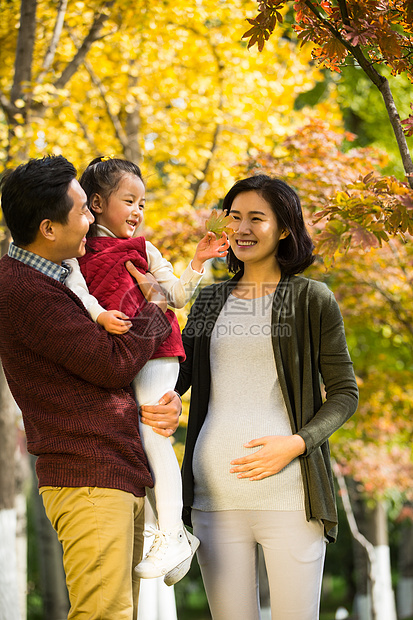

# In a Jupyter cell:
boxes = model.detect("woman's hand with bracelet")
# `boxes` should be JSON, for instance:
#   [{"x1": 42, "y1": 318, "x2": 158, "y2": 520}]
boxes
[{"x1": 229, "y1": 434, "x2": 306, "y2": 481}]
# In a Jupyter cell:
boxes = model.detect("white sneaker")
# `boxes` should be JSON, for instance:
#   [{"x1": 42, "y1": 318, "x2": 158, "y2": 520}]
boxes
[
  {"x1": 163, "y1": 529, "x2": 200, "y2": 586},
  {"x1": 134, "y1": 524, "x2": 199, "y2": 580}
]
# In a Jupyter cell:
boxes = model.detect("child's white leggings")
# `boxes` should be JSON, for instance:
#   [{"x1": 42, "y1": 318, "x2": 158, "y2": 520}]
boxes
[{"x1": 132, "y1": 357, "x2": 181, "y2": 532}]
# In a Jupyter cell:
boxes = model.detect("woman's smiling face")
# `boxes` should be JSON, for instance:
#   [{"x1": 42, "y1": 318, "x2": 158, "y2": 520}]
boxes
[{"x1": 228, "y1": 191, "x2": 288, "y2": 269}]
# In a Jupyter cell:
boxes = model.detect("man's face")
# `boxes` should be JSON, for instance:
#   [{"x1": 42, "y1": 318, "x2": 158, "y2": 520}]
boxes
[{"x1": 53, "y1": 180, "x2": 94, "y2": 262}]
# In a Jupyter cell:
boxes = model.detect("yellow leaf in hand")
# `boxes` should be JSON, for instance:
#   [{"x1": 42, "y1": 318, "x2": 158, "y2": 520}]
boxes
[{"x1": 205, "y1": 210, "x2": 234, "y2": 235}]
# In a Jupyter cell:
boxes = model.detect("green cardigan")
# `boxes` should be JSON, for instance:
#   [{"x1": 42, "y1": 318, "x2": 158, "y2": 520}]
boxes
[{"x1": 176, "y1": 273, "x2": 358, "y2": 542}]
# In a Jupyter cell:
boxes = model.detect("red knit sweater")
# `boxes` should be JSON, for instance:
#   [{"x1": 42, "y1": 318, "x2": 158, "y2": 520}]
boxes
[{"x1": 0, "y1": 255, "x2": 172, "y2": 496}]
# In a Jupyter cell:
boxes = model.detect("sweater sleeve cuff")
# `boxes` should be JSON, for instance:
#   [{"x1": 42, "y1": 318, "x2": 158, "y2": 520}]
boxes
[
  {"x1": 296, "y1": 429, "x2": 311, "y2": 457},
  {"x1": 89, "y1": 303, "x2": 108, "y2": 323},
  {"x1": 181, "y1": 261, "x2": 205, "y2": 284}
]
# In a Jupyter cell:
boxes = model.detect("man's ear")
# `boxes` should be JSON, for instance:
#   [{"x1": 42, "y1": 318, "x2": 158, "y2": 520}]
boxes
[
  {"x1": 38, "y1": 219, "x2": 57, "y2": 242},
  {"x1": 90, "y1": 193, "x2": 103, "y2": 214}
]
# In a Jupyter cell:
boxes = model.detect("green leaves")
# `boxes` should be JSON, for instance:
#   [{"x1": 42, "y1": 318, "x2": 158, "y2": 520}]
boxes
[{"x1": 312, "y1": 173, "x2": 413, "y2": 259}]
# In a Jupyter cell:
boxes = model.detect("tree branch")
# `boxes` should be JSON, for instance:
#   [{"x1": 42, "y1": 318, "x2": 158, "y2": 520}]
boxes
[
  {"x1": 83, "y1": 58, "x2": 129, "y2": 150},
  {"x1": 332, "y1": 460, "x2": 378, "y2": 620},
  {"x1": 53, "y1": 0, "x2": 115, "y2": 90},
  {"x1": 122, "y1": 61, "x2": 142, "y2": 163},
  {"x1": 168, "y1": 23, "x2": 224, "y2": 206},
  {"x1": 304, "y1": 1, "x2": 350, "y2": 45},
  {"x1": 378, "y1": 78, "x2": 413, "y2": 187},
  {"x1": 337, "y1": 0, "x2": 351, "y2": 26},
  {"x1": 303, "y1": 1, "x2": 385, "y2": 86},
  {"x1": 36, "y1": 0, "x2": 68, "y2": 85},
  {"x1": 387, "y1": 240, "x2": 413, "y2": 288},
  {"x1": 0, "y1": 90, "x2": 15, "y2": 122},
  {"x1": 303, "y1": 1, "x2": 413, "y2": 186},
  {"x1": 73, "y1": 108, "x2": 99, "y2": 154}
]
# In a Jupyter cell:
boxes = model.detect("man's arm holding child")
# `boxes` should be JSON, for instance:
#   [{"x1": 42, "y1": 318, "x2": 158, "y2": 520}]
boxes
[{"x1": 65, "y1": 259, "x2": 181, "y2": 433}]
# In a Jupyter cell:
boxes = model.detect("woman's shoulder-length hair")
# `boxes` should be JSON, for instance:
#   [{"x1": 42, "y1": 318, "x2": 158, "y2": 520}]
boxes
[{"x1": 222, "y1": 174, "x2": 315, "y2": 276}]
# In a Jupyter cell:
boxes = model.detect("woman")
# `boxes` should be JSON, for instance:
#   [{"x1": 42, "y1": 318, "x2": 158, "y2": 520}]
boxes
[{"x1": 176, "y1": 175, "x2": 358, "y2": 620}]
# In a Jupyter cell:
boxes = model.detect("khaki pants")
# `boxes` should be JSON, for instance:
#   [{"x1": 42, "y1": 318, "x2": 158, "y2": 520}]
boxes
[{"x1": 40, "y1": 486, "x2": 145, "y2": 620}]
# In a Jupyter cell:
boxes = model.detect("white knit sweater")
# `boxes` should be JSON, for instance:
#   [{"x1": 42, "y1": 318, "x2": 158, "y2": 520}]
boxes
[{"x1": 192, "y1": 292, "x2": 305, "y2": 512}]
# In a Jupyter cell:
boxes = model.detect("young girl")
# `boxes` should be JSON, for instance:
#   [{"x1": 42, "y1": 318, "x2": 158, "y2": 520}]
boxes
[{"x1": 65, "y1": 156, "x2": 229, "y2": 585}]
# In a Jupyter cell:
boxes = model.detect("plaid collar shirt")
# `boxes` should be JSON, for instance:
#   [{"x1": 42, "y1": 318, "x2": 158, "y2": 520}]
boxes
[{"x1": 8, "y1": 242, "x2": 71, "y2": 284}]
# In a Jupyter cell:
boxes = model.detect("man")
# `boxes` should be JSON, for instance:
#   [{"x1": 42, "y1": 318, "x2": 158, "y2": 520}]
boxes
[{"x1": 0, "y1": 155, "x2": 181, "y2": 619}]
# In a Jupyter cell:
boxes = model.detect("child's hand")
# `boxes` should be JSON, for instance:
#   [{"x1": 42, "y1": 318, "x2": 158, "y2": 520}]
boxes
[
  {"x1": 192, "y1": 232, "x2": 230, "y2": 273},
  {"x1": 97, "y1": 310, "x2": 132, "y2": 334}
]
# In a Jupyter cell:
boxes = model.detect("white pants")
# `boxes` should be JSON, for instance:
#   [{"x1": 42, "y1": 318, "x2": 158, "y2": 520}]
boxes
[
  {"x1": 192, "y1": 509, "x2": 326, "y2": 620},
  {"x1": 132, "y1": 358, "x2": 181, "y2": 531}
]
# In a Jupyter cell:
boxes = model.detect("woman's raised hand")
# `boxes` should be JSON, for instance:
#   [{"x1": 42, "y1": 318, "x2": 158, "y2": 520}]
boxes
[{"x1": 191, "y1": 232, "x2": 230, "y2": 273}]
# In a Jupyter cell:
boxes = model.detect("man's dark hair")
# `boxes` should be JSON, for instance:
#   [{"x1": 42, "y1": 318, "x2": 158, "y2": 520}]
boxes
[
  {"x1": 0, "y1": 155, "x2": 77, "y2": 247},
  {"x1": 222, "y1": 174, "x2": 315, "y2": 276}
]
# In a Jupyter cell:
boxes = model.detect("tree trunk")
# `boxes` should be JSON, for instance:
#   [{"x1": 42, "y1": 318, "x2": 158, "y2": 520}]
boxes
[
  {"x1": 6, "y1": 0, "x2": 38, "y2": 162},
  {"x1": 397, "y1": 505, "x2": 413, "y2": 619},
  {"x1": 29, "y1": 457, "x2": 69, "y2": 620},
  {"x1": 378, "y1": 78, "x2": 413, "y2": 188},
  {"x1": 0, "y1": 235, "x2": 21, "y2": 620},
  {"x1": 0, "y1": 366, "x2": 20, "y2": 620},
  {"x1": 367, "y1": 501, "x2": 397, "y2": 620},
  {"x1": 10, "y1": 0, "x2": 37, "y2": 104},
  {"x1": 15, "y1": 426, "x2": 31, "y2": 620},
  {"x1": 124, "y1": 94, "x2": 142, "y2": 164},
  {"x1": 16, "y1": 490, "x2": 27, "y2": 620},
  {"x1": 348, "y1": 480, "x2": 372, "y2": 620},
  {"x1": 0, "y1": 510, "x2": 20, "y2": 620},
  {"x1": 351, "y1": 494, "x2": 397, "y2": 620}
]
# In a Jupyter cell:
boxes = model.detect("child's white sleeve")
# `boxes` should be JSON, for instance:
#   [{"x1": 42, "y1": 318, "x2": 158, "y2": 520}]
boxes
[
  {"x1": 145, "y1": 241, "x2": 204, "y2": 308},
  {"x1": 65, "y1": 258, "x2": 107, "y2": 322}
]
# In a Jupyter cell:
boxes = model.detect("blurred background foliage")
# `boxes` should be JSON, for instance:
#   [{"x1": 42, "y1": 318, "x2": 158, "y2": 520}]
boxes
[{"x1": 1, "y1": 1, "x2": 412, "y2": 619}]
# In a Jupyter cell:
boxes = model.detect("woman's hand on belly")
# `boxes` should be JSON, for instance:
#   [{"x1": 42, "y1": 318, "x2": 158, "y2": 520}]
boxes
[{"x1": 229, "y1": 434, "x2": 306, "y2": 481}]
